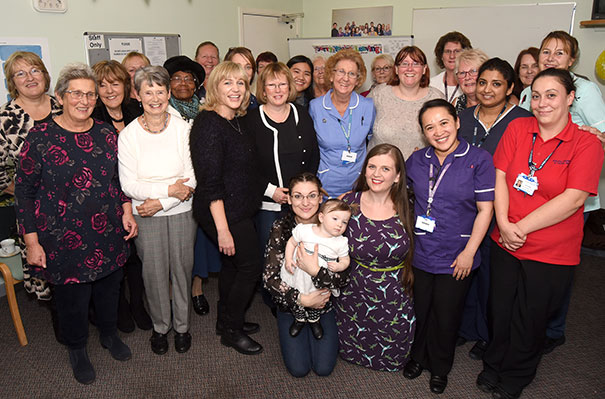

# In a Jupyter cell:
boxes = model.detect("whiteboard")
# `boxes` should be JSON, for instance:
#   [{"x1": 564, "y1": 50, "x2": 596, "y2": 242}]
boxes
[
  {"x1": 288, "y1": 36, "x2": 413, "y2": 92},
  {"x1": 413, "y1": 3, "x2": 576, "y2": 74}
]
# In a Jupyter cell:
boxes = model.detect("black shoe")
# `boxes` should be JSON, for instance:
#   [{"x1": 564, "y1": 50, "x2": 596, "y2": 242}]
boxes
[
  {"x1": 131, "y1": 304, "x2": 152, "y2": 331},
  {"x1": 174, "y1": 332, "x2": 192, "y2": 353},
  {"x1": 476, "y1": 371, "x2": 498, "y2": 393},
  {"x1": 150, "y1": 331, "x2": 168, "y2": 355},
  {"x1": 216, "y1": 320, "x2": 260, "y2": 336},
  {"x1": 220, "y1": 329, "x2": 263, "y2": 355},
  {"x1": 456, "y1": 336, "x2": 467, "y2": 346},
  {"x1": 289, "y1": 320, "x2": 306, "y2": 337},
  {"x1": 192, "y1": 294, "x2": 210, "y2": 315},
  {"x1": 309, "y1": 320, "x2": 323, "y2": 340},
  {"x1": 492, "y1": 385, "x2": 521, "y2": 399},
  {"x1": 68, "y1": 348, "x2": 95, "y2": 385},
  {"x1": 403, "y1": 359, "x2": 423, "y2": 380},
  {"x1": 429, "y1": 375, "x2": 448, "y2": 394},
  {"x1": 542, "y1": 335, "x2": 565, "y2": 355},
  {"x1": 100, "y1": 334, "x2": 132, "y2": 361},
  {"x1": 469, "y1": 340, "x2": 489, "y2": 360}
]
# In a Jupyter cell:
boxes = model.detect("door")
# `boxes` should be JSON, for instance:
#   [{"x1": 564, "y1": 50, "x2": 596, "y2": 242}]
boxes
[{"x1": 240, "y1": 9, "x2": 300, "y2": 63}]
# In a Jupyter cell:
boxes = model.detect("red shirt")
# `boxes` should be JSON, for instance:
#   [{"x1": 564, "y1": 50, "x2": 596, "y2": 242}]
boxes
[{"x1": 491, "y1": 115, "x2": 603, "y2": 265}]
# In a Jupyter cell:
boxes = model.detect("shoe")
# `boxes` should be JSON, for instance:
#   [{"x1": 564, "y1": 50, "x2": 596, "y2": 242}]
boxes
[
  {"x1": 131, "y1": 304, "x2": 152, "y2": 331},
  {"x1": 309, "y1": 320, "x2": 323, "y2": 340},
  {"x1": 492, "y1": 385, "x2": 521, "y2": 399},
  {"x1": 150, "y1": 331, "x2": 168, "y2": 355},
  {"x1": 289, "y1": 320, "x2": 306, "y2": 337},
  {"x1": 542, "y1": 335, "x2": 565, "y2": 355},
  {"x1": 216, "y1": 320, "x2": 260, "y2": 336},
  {"x1": 429, "y1": 375, "x2": 448, "y2": 394},
  {"x1": 174, "y1": 332, "x2": 192, "y2": 353},
  {"x1": 220, "y1": 329, "x2": 263, "y2": 355},
  {"x1": 403, "y1": 359, "x2": 423, "y2": 380},
  {"x1": 476, "y1": 371, "x2": 497, "y2": 393},
  {"x1": 68, "y1": 347, "x2": 95, "y2": 385},
  {"x1": 192, "y1": 294, "x2": 210, "y2": 315},
  {"x1": 100, "y1": 334, "x2": 132, "y2": 361},
  {"x1": 456, "y1": 336, "x2": 467, "y2": 346},
  {"x1": 469, "y1": 340, "x2": 489, "y2": 360}
]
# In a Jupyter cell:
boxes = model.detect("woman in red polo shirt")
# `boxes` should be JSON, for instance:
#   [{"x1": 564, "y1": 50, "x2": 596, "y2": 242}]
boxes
[{"x1": 477, "y1": 68, "x2": 603, "y2": 399}]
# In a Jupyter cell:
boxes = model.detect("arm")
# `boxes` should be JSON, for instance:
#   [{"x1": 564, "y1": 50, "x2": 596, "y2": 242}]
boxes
[
  {"x1": 209, "y1": 200, "x2": 234, "y2": 256},
  {"x1": 284, "y1": 236, "x2": 297, "y2": 273},
  {"x1": 328, "y1": 255, "x2": 350, "y2": 272},
  {"x1": 451, "y1": 201, "x2": 493, "y2": 280},
  {"x1": 296, "y1": 244, "x2": 351, "y2": 289},
  {"x1": 121, "y1": 202, "x2": 138, "y2": 240},
  {"x1": 494, "y1": 169, "x2": 527, "y2": 251}
]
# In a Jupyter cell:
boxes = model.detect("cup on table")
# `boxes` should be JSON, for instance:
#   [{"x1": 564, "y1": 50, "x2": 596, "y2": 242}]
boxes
[{"x1": 1, "y1": 238, "x2": 16, "y2": 255}]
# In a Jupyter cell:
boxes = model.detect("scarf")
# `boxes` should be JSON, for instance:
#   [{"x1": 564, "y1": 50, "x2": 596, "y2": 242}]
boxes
[{"x1": 169, "y1": 95, "x2": 200, "y2": 121}]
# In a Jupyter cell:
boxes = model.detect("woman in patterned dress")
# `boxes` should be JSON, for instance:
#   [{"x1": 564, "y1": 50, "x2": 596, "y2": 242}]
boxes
[{"x1": 336, "y1": 143, "x2": 416, "y2": 372}]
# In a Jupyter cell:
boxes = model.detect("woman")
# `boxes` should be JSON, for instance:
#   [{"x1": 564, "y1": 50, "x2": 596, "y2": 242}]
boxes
[
  {"x1": 404, "y1": 99, "x2": 494, "y2": 394},
  {"x1": 511, "y1": 47, "x2": 539, "y2": 102},
  {"x1": 224, "y1": 47, "x2": 259, "y2": 110},
  {"x1": 477, "y1": 68, "x2": 603, "y2": 399},
  {"x1": 190, "y1": 61, "x2": 263, "y2": 355},
  {"x1": 360, "y1": 54, "x2": 395, "y2": 97},
  {"x1": 256, "y1": 51, "x2": 278, "y2": 76},
  {"x1": 118, "y1": 66, "x2": 197, "y2": 355},
  {"x1": 121, "y1": 52, "x2": 150, "y2": 101},
  {"x1": 91, "y1": 60, "x2": 151, "y2": 333},
  {"x1": 430, "y1": 31, "x2": 472, "y2": 103},
  {"x1": 312, "y1": 56, "x2": 329, "y2": 98},
  {"x1": 0, "y1": 51, "x2": 62, "y2": 301},
  {"x1": 453, "y1": 49, "x2": 488, "y2": 113},
  {"x1": 163, "y1": 55, "x2": 205, "y2": 123},
  {"x1": 245, "y1": 62, "x2": 319, "y2": 255},
  {"x1": 368, "y1": 46, "x2": 444, "y2": 160},
  {"x1": 15, "y1": 63, "x2": 137, "y2": 384},
  {"x1": 287, "y1": 55, "x2": 314, "y2": 108},
  {"x1": 309, "y1": 49, "x2": 375, "y2": 198},
  {"x1": 264, "y1": 172, "x2": 347, "y2": 377},
  {"x1": 335, "y1": 144, "x2": 415, "y2": 372}
]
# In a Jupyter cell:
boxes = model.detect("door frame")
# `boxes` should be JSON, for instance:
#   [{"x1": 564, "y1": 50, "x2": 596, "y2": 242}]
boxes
[{"x1": 238, "y1": 7, "x2": 302, "y2": 46}]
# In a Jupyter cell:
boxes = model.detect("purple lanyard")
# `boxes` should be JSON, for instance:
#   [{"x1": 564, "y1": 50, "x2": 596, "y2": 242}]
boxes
[{"x1": 426, "y1": 163, "x2": 452, "y2": 216}]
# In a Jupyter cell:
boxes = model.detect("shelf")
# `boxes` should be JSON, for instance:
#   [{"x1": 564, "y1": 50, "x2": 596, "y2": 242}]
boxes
[{"x1": 580, "y1": 19, "x2": 605, "y2": 27}]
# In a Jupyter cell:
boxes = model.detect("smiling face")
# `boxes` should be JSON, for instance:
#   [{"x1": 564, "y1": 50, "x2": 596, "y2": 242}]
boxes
[
  {"x1": 58, "y1": 78, "x2": 97, "y2": 123},
  {"x1": 290, "y1": 62, "x2": 312, "y2": 94},
  {"x1": 421, "y1": 106, "x2": 460, "y2": 160},
  {"x1": 518, "y1": 53, "x2": 539, "y2": 87},
  {"x1": 396, "y1": 55, "x2": 426, "y2": 88},
  {"x1": 318, "y1": 209, "x2": 350, "y2": 237},
  {"x1": 11, "y1": 59, "x2": 46, "y2": 100},
  {"x1": 456, "y1": 59, "x2": 479, "y2": 96},
  {"x1": 530, "y1": 75, "x2": 574, "y2": 129},
  {"x1": 231, "y1": 53, "x2": 254, "y2": 83},
  {"x1": 123, "y1": 56, "x2": 147, "y2": 81},
  {"x1": 263, "y1": 73, "x2": 289, "y2": 107},
  {"x1": 288, "y1": 181, "x2": 322, "y2": 224},
  {"x1": 313, "y1": 58, "x2": 326, "y2": 86},
  {"x1": 195, "y1": 44, "x2": 219, "y2": 77},
  {"x1": 538, "y1": 38, "x2": 575, "y2": 72},
  {"x1": 98, "y1": 78, "x2": 125, "y2": 111},
  {"x1": 476, "y1": 69, "x2": 512, "y2": 109},
  {"x1": 365, "y1": 153, "x2": 400, "y2": 194},
  {"x1": 216, "y1": 74, "x2": 246, "y2": 115},
  {"x1": 169, "y1": 71, "x2": 196, "y2": 101},
  {"x1": 372, "y1": 58, "x2": 393, "y2": 84},
  {"x1": 136, "y1": 81, "x2": 170, "y2": 116},
  {"x1": 442, "y1": 41, "x2": 462, "y2": 72},
  {"x1": 331, "y1": 59, "x2": 359, "y2": 97}
]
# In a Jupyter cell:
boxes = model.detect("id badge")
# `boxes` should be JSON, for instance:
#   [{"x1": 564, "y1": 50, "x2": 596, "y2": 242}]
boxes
[
  {"x1": 513, "y1": 173, "x2": 538, "y2": 196},
  {"x1": 341, "y1": 150, "x2": 357, "y2": 164},
  {"x1": 415, "y1": 215, "x2": 436, "y2": 233}
]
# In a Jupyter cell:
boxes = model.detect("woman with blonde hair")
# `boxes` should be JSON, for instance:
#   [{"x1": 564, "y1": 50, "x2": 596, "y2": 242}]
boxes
[
  {"x1": 453, "y1": 49, "x2": 489, "y2": 113},
  {"x1": 361, "y1": 54, "x2": 395, "y2": 97}
]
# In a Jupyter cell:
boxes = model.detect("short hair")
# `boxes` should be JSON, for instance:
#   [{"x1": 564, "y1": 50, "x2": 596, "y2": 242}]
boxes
[
  {"x1": 4, "y1": 51, "x2": 51, "y2": 99},
  {"x1": 92, "y1": 60, "x2": 131, "y2": 105},
  {"x1": 224, "y1": 47, "x2": 256, "y2": 82},
  {"x1": 540, "y1": 31, "x2": 579, "y2": 61},
  {"x1": 203, "y1": 61, "x2": 251, "y2": 117},
  {"x1": 418, "y1": 98, "x2": 457, "y2": 129},
  {"x1": 391, "y1": 46, "x2": 430, "y2": 88},
  {"x1": 256, "y1": 62, "x2": 297, "y2": 105},
  {"x1": 319, "y1": 198, "x2": 352, "y2": 215},
  {"x1": 133, "y1": 65, "x2": 170, "y2": 94},
  {"x1": 455, "y1": 48, "x2": 489, "y2": 73},
  {"x1": 287, "y1": 55, "x2": 315, "y2": 103},
  {"x1": 195, "y1": 41, "x2": 220, "y2": 59},
  {"x1": 532, "y1": 68, "x2": 576, "y2": 95},
  {"x1": 121, "y1": 51, "x2": 150, "y2": 68},
  {"x1": 256, "y1": 51, "x2": 278, "y2": 70},
  {"x1": 325, "y1": 49, "x2": 367, "y2": 90},
  {"x1": 55, "y1": 63, "x2": 97, "y2": 98},
  {"x1": 370, "y1": 54, "x2": 395, "y2": 83},
  {"x1": 477, "y1": 57, "x2": 516, "y2": 93},
  {"x1": 434, "y1": 31, "x2": 472, "y2": 69}
]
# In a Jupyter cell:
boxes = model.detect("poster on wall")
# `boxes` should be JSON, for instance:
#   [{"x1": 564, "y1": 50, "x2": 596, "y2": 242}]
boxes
[
  {"x1": 0, "y1": 37, "x2": 51, "y2": 102},
  {"x1": 331, "y1": 6, "x2": 393, "y2": 37}
]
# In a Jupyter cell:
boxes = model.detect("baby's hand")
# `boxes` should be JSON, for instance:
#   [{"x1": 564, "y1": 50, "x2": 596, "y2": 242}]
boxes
[
  {"x1": 327, "y1": 259, "x2": 349, "y2": 272},
  {"x1": 285, "y1": 258, "x2": 296, "y2": 274}
]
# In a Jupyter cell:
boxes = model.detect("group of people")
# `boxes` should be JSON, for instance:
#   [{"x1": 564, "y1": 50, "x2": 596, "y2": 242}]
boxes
[
  {"x1": 331, "y1": 21, "x2": 392, "y2": 37},
  {"x1": 1, "y1": 29, "x2": 604, "y2": 399}
]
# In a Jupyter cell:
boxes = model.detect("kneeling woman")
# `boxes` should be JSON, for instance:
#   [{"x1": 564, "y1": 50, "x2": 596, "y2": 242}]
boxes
[{"x1": 404, "y1": 99, "x2": 495, "y2": 394}]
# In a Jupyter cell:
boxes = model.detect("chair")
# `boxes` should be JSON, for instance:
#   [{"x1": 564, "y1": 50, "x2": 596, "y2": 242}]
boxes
[{"x1": 0, "y1": 253, "x2": 27, "y2": 346}]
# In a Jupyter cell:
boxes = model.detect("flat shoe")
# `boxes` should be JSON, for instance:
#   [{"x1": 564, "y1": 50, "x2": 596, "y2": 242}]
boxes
[
  {"x1": 150, "y1": 331, "x2": 168, "y2": 355},
  {"x1": 221, "y1": 329, "x2": 263, "y2": 355},
  {"x1": 403, "y1": 359, "x2": 423, "y2": 380},
  {"x1": 100, "y1": 334, "x2": 132, "y2": 361},
  {"x1": 192, "y1": 294, "x2": 210, "y2": 316},
  {"x1": 216, "y1": 321, "x2": 260, "y2": 335},
  {"x1": 429, "y1": 375, "x2": 448, "y2": 394},
  {"x1": 309, "y1": 321, "x2": 323, "y2": 340},
  {"x1": 476, "y1": 371, "x2": 497, "y2": 393},
  {"x1": 469, "y1": 340, "x2": 489, "y2": 360},
  {"x1": 175, "y1": 332, "x2": 192, "y2": 353},
  {"x1": 289, "y1": 320, "x2": 306, "y2": 337}
]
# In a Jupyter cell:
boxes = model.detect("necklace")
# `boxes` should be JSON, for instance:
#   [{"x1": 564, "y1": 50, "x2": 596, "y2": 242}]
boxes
[
  {"x1": 109, "y1": 113, "x2": 124, "y2": 123},
  {"x1": 141, "y1": 112, "x2": 168, "y2": 133},
  {"x1": 227, "y1": 116, "x2": 242, "y2": 134}
]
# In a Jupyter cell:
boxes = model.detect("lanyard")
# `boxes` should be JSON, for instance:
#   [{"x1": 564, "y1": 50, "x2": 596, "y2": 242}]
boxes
[
  {"x1": 426, "y1": 162, "x2": 452, "y2": 216},
  {"x1": 472, "y1": 103, "x2": 508, "y2": 147},
  {"x1": 528, "y1": 133, "x2": 562, "y2": 177},
  {"x1": 443, "y1": 75, "x2": 459, "y2": 103},
  {"x1": 338, "y1": 108, "x2": 353, "y2": 152}
]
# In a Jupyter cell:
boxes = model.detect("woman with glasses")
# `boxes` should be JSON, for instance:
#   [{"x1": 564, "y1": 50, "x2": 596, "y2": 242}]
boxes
[
  {"x1": 163, "y1": 56, "x2": 205, "y2": 124},
  {"x1": 360, "y1": 54, "x2": 394, "y2": 97},
  {"x1": 368, "y1": 46, "x2": 444, "y2": 160},
  {"x1": 452, "y1": 49, "x2": 488, "y2": 114},
  {"x1": 15, "y1": 63, "x2": 137, "y2": 384},
  {"x1": 312, "y1": 56, "x2": 329, "y2": 98},
  {"x1": 430, "y1": 32, "x2": 472, "y2": 103},
  {"x1": 309, "y1": 49, "x2": 375, "y2": 198}
]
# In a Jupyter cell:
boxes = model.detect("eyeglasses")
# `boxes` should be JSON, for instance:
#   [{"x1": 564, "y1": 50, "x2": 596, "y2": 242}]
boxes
[
  {"x1": 170, "y1": 76, "x2": 196, "y2": 85},
  {"x1": 13, "y1": 68, "x2": 43, "y2": 80},
  {"x1": 291, "y1": 192, "x2": 320, "y2": 202},
  {"x1": 398, "y1": 62, "x2": 424, "y2": 69},
  {"x1": 456, "y1": 69, "x2": 478, "y2": 79},
  {"x1": 65, "y1": 90, "x2": 98, "y2": 101},
  {"x1": 373, "y1": 66, "x2": 392, "y2": 73},
  {"x1": 443, "y1": 49, "x2": 462, "y2": 56},
  {"x1": 265, "y1": 82, "x2": 289, "y2": 90},
  {"x1": 334, "y1": 69, "x2": 359, "y2": 79}
]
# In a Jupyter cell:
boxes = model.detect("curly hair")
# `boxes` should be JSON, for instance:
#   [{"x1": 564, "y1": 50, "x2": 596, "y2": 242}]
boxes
[
  {"x1": 325, "y1": 49, "x2": 367, "y2": 91},
  {"x1": 434, "y1": 31, "x2": 472, "y2": 69}
]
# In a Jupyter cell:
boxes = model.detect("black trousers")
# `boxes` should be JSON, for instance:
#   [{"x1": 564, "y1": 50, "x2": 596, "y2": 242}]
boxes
[
  {"x1": 53, "y1": 268, "x2": 123, "y2": 349},
  {"x1": 411, "y1": 266, "x2": 473, "y2": 376},
  {"x1": 483, "y1": 241, "x2": 575, "y2": 395},
  {"x1": 202, "y1": 217, "x2": 261, "y2": 331}
]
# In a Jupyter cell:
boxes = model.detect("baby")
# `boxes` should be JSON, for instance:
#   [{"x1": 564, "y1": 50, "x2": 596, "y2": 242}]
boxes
[{"x1": 281, "y1": 199, "x2": 351, "y2": 339}]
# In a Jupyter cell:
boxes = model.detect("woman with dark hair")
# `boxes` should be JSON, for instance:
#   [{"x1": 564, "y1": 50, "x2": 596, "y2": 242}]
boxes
[
  {"x1": 511, "y1": 47, "x2": 539, "y2": 102},
  {"x1": 163, "y1": 55, "x2": 205, "y2": 123},
  {"x1": 287, "y1": 55, "x2": 314, "y2": 108},
  {"x1": 368, "y1": 46, "x2": 443, "y2": 160},
  {"x1": 224, "y1": 47, "x2": 259, "y2": 110},
  {"x1": 430, "y1": 31, "x2": 472, "y2": 103},
  {"x1": 477, "y1": 68, "x2": 603, "y2": 399},
  {"x1": 404, "y1": 99, "x2": 494, "y2": 394},
  {"x1": 256, "y1": 51, "x2": 278, "y2": 76}
]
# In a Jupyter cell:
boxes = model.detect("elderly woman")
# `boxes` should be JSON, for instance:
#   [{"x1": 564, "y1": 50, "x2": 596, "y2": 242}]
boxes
[
  {"x1": 224, "y1": 47, "x2": 259, "y2": 110},
  {"x1": 190, "y1": 62, "x2": 263, "y2": 355},
  {"x1": 512, "y1": 47, "x2": 539, "y2": 102},
  {"x1": 121, "y1": 52, "x2": 150, "y2": 101},
  {"x1": 361, "y1": 54, "x2": 395, "y2": 97},
  {"x1": 309, "y1": 49, "x2": 375, "y2": 198},
  {"x1": 118, "y1": 66, "x2": 197, "y2": 355},
  {"x1": 287, "y1": 55, "x2": 314, "y2": 108},
  {"x1": 15, "y1": 63, "x2": 137, "y2": 384},
  {"x1": 430, "y1": 31, "x2": 472, "y2": 103},
  {"x1": 453, "y1": 49, "x2": 489, "y2": 113},
  {"x1": 478, "y1": 68, "x2": 603, "y2": 399},
  {"x1": 163, "y1": 55, "x2": 205, "y2": 123},
  {"x1": 368, "y1": 46, "x2": 444, "y2": 160},
  {"x1": 312, "y1": 56, "x2": 329, "y2": 98}
]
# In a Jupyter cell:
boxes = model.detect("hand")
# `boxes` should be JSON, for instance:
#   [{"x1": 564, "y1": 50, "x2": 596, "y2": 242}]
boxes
[
  {"x1": 498, "y1": 221, "x2": 526, "y2": 252},
  {"x1": 122, "y1": 212, "x2": 138, "y2": 240},
  {"x1": 2, "y1": 181, "x2": 15, "y2": 196},
  {"x1": 296, "y1": 243, "x2": 320, "y2": 277},
  {"x1": 271, "y1": 187, "x2": 289, "y2": 205},
  {"x1": 300, "y1": 289, "x2": 331, "y2": 309},
  {"x1": 26, "y1": 243, "x2": 46, "y2": 268},
  {"x1": 578, "y1": 125, "x2": 605, "y2": 148},
  {"x1": 168, "y1": 178, "x2": 194, "y2": 202},
  {"x1": 450, "y1": 249, "x2": 474, "y2": 280},
  {"x1": 217, "y1": 229, "x2": 235, "y2": 256},
  {"x1": 285, "y1": 257, "x2": 296, "y2": 274},
  {"x1": 337, "y1": 191, "x2": 351, "y2": 200},
  {"x1": 327, "y1": 259, "x2": 348, "y2": 272},
  {"x1": 136, "y1": 199, "x2": 163, "y2": 217}
]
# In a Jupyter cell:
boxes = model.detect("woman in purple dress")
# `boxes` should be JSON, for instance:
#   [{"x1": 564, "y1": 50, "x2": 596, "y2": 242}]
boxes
[{"x1": 336, "y1": 143, "x2": 416, "y2": 371}]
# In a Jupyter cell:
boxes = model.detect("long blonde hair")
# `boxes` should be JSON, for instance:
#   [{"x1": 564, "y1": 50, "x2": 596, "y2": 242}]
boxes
[{"x1": 202, "y1": 61, "x2": 250, "y2": 117}]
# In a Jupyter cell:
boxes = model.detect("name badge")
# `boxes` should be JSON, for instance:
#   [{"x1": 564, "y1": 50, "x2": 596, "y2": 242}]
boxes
[
  {"x1": 341, "y1": 150, "x2": 357, "y2": 164},
  {"x1": 415, "y1": 215, "x2": 436, "y2": 233},
  {"x1": 513, "y1": 173, "x2": 538, "y2": 196}
]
